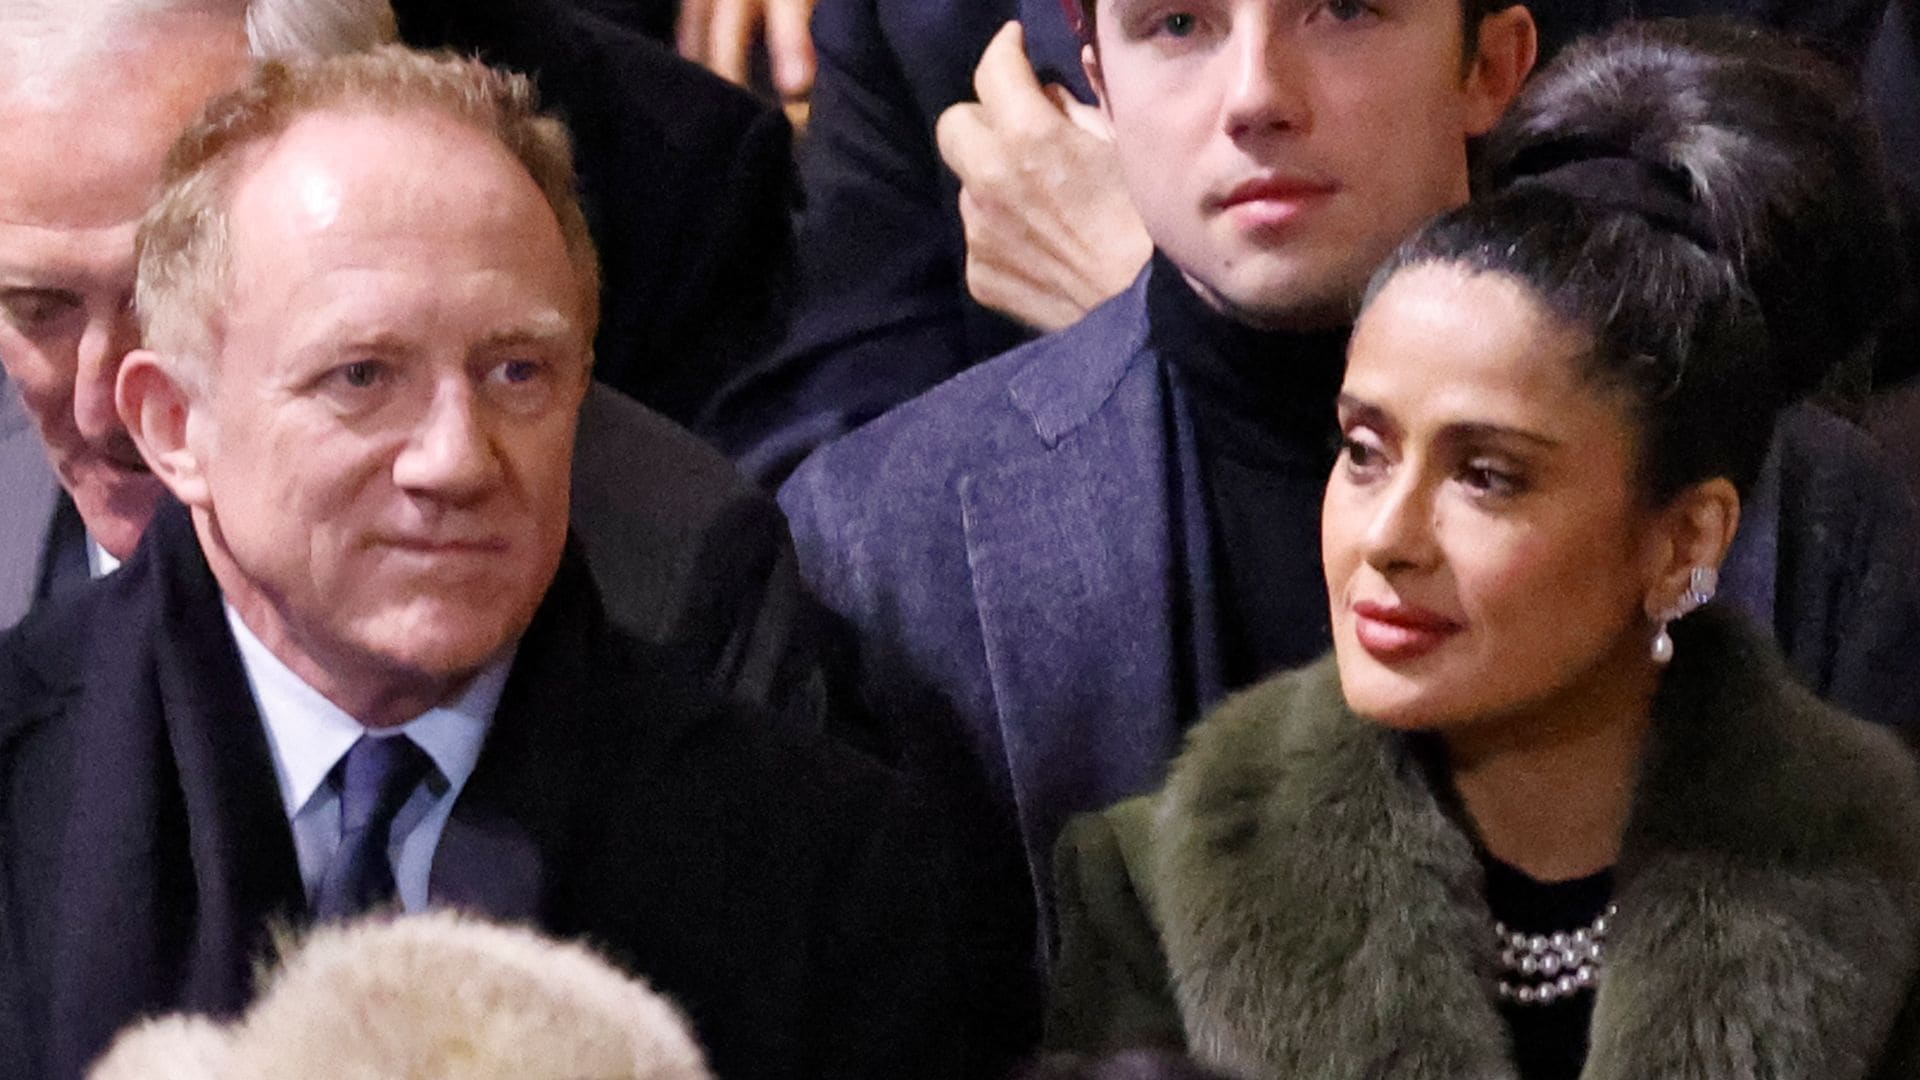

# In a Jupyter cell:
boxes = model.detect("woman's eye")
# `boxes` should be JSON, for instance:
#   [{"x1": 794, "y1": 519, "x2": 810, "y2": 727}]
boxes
[
  {"x1": 1162, "y1": 11, "x2": 1198, "y2": 36},
  {"x1": 1323, "y1": 0, "x2": 1373, "y2": 21},
  {"x1": 1460, "y1": 461, "x2": 1524, "y2": 498},
  {"x1": 1339, "y1": 434, "x2": 1388, "y2": 476}
]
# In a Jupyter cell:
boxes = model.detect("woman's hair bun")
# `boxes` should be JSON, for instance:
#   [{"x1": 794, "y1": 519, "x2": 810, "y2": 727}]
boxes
[{"x1": 1479, "y1": 17, "x2": 1903, "y2": 402}]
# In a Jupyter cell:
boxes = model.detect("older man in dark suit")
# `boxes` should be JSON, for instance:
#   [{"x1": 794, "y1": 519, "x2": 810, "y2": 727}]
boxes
[
  {"x1": 0, "y1": 46, "x2": 955, "y2": 1080},
  {"x1": 0, "y1": 0, "x2": 817, "y2": 721}
]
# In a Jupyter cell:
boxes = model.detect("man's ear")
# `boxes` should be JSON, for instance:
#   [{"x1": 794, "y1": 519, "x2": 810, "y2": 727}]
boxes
[
  {"x1": 1462, "y1": 5, "x2": 1538, "y2": 137},
  {"x1": 1082, "y1": 42, "x2": 1112, "y2": 121},
  {"x1": 117, "y1": 348, "x2": 212, "y2": 508},
  {"x1": 1642, "y1": 476, "x2": 1740, "y2": 617}
]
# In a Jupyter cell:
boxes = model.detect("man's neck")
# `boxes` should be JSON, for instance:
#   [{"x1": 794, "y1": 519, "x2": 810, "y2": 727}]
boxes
[{"x1": 201, "y1": 535, "x2": 483, "y2": 729}]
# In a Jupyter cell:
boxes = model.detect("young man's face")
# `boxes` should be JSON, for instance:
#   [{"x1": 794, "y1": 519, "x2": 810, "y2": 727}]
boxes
[{"x1": 1086, "y1": 0, "x2": 1534, "y2": 330}]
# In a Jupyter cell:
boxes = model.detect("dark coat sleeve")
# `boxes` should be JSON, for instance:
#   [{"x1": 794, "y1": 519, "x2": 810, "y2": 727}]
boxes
[
  {"x1": 1771, "y1": 406, "x2": 1920, "y2": 737},
  {"x1": 0, "y1": 631, "x2": 33, "y2": 1080},
  {"x1": 1046, "y1": 804, "x2": 1186, "y2": 1057},
  {"x1": 701, "y1": 0, "x2": 1033, "y2": 486},
  {"x1": 802, "y1": 777, "x2": 970, "y2": 1080},
  {"x1": 570, "y1": 386, "x2": 827, "y2": 728},
  {"x1": 394, "y1": 0, "x2": 799, "y2": 427},
  {"x1": 0, "y1": 600, "x2": 87, "y2": 1080}
]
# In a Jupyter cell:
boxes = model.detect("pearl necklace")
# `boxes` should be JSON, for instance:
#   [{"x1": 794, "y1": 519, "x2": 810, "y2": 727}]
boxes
[{"x1": 1494, "y1": 903, "x2": 1616, "y2": 1006}]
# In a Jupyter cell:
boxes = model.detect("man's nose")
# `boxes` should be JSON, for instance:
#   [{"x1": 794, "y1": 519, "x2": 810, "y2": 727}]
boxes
[
  {"x1": 1221, "y1": 14, "x2": 1312, "y2": 141},
  {"x1": 391, "y1": 381, "x2": 504, "y2": 501},
  {"x1": 72, "y1": 304, "x2": 139, "y2": 446}
]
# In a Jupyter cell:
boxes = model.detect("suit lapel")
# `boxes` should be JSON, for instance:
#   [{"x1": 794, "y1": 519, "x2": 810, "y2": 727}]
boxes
[
  {"x1": 0, "y1": 373, "x2": 61, "y2": 629},
  {"x1": 430, "y1": 549, "x2": 605, "y2": 922},
  {"x1": 961, "y1": 281, "x2": 1199, "y2": 910},
  {"x1": 48, "y1": 507, "x2": 303, "y2": 1079}
]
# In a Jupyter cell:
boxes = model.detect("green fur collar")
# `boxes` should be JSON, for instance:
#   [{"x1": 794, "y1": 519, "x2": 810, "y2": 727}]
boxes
[{"x1": 1151, "y1": 609, "x2": 1920, "y2": 1079}]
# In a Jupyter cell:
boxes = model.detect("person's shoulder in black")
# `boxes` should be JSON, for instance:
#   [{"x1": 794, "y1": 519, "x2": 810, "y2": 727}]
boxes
[{"x1": 394, "y1": 0, "x2": 799, "y2": 426}]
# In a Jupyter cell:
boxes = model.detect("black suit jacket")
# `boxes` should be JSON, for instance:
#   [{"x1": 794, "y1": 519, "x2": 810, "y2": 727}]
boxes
[
  {"x1": 397, "y1": 0, "x2": 799, "y2": 427},
  {"x1": 0, "y1": 504, "x2": 960, "y2": 1080},
  {"x1": 703, "y1": 0, "x2": 1087, "y2": 485},
  {"x1": 570, "y1": 386, "x2": 822, "y2": 724}
]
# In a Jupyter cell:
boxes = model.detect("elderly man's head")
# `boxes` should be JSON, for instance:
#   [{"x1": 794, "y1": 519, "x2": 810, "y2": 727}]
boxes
[
  {"x1": 119, "y1": 47, "x2": 598, "y2": 726},
  {"x1": 0, "y1": 0, "x2": 394, "y2": 558}
]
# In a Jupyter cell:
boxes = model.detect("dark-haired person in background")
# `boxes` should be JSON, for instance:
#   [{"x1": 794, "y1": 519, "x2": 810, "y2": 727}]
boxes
[{"x1": 1050, "y1": 24, "x2": 1920, "y2": 1078}]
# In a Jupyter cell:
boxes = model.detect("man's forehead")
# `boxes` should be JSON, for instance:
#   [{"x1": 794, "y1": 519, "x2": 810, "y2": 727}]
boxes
[{"x1": 228, "y1": 108, "x2": 557, "y2": 247}]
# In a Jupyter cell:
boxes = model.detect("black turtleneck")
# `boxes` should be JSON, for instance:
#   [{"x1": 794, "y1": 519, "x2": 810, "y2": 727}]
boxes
[{"x1": 1147, "y1": 253, "x2": 1346, "y2": 690}]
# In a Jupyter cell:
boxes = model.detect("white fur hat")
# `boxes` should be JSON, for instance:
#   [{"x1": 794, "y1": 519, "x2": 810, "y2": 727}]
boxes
[{"x1": 88, "y1": 912, "x2": 713, "y2": 1080}]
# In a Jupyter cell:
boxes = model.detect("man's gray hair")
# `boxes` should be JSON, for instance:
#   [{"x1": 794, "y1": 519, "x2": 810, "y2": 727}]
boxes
[{"x1": 0, "y1": 0, "x2": 395, "y2": 100}]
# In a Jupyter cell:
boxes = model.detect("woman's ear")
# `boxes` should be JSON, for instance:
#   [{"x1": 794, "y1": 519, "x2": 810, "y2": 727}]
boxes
[
  {"x1": 117, "y1": 349, "x2": 213, "y2": 509},
  {"x1": 1642, "y1": 476, "x2": 1741, "y2": 618}
]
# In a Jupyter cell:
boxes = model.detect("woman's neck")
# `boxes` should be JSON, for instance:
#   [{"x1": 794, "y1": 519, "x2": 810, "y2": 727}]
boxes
[{"x1": 1442, "y1": 653, "x2": 1659, "y2": 883}]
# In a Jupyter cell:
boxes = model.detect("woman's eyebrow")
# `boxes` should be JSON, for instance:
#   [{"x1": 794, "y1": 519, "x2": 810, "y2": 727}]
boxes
[{"x1": 1437, "y1": 421, "x2": 1563, "y2": 451}]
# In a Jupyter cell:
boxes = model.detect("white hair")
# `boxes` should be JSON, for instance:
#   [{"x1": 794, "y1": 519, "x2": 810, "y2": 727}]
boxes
[
  {"x1": 0, "y1": 0, "x2": 395, "y2": 102},
  {"x1": 88, "y1": 913, "x2": 715, "y2": 1080}
]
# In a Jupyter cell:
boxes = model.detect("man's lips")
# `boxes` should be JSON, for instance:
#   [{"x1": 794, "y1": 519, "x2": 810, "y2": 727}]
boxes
[
  {"x1": 377, "y1": 535, "x2": 510, "y2": 556},
  {"x1": 1351, "y1": 599, "x2": 1463, "y2": 662},
  {"x1": 1215, "y1": 175, "x2": 1339, "y2": 227}
]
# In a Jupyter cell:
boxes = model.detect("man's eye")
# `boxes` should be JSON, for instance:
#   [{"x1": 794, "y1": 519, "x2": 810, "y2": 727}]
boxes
[
  {"x1": 494, "y1": 359, "x2": 544, "y2": 385},
  {"x1": 1323, "y1": 0, "x2": 1373, "y2": 22},
  {"x1": 338, "y1": 360, "x2": 385, "y2": 389},
  {"x1": 1162, "y1": 12, "x2": 1198, "y2": 35},
  {"x1": 1, "y1": 290, "x2": 80, "y2": 332}
]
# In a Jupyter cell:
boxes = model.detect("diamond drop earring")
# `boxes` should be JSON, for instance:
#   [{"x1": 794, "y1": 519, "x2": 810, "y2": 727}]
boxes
[{"x1": 1650, "y1": 566, "x2": 1718, "y2": 665}]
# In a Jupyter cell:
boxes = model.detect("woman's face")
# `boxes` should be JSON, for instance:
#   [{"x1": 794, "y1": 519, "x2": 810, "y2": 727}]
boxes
[{"x1": 1323, "y1": 263, "x2": 1666, "y2": 733}]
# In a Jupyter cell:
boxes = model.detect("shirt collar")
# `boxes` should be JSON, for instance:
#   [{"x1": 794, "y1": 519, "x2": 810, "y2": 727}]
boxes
[{"x1": 225, "y1": 604, "x2": 511, "y2": 819}]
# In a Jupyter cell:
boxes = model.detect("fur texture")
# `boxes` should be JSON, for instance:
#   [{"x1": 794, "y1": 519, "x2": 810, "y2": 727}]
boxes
[
  {"x1": 1134, "y1": 609, "x2": 1920, "y2": 1079},
  {"x1": 87, "y1": 912, "x2": 713, "y2": 1080}
]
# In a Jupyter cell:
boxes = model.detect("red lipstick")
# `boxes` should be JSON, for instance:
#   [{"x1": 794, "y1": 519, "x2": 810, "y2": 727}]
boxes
[{"x1": 1351, "y1": 599, "x2": 1462, "y2": 662}]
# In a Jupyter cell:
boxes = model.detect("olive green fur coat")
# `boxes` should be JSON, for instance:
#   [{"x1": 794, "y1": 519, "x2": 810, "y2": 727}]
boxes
[{"x1": 1048, "y1": 609, "x2": 1920, "y2": 1079}]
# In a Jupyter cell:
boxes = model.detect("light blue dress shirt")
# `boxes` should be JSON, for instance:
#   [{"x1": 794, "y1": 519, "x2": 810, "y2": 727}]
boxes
[{"x1": 226, "y1": 606, "x2": 510, "y2": 913}]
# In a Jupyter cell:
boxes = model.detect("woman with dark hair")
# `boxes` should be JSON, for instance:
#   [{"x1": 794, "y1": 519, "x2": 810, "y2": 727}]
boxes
[{"x1": 1047, "y1": 22, "x2": 1920, "y2": 1080}]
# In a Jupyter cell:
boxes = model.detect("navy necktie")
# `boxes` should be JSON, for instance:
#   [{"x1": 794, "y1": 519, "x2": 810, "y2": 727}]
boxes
[{"x1": 312, "y1": 734, "x2": 434, "y2": 921}]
